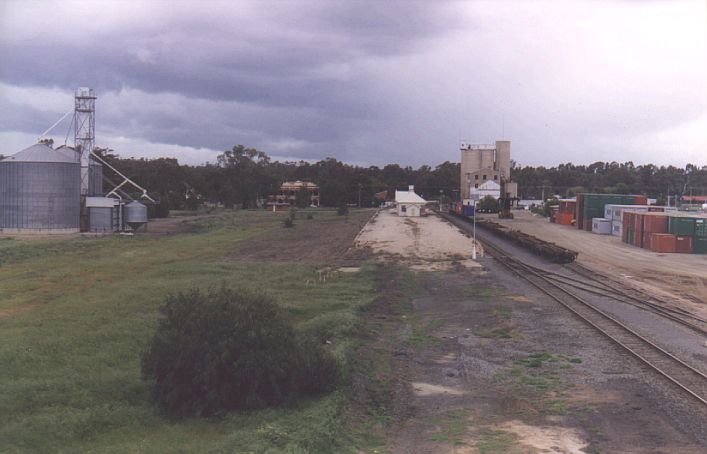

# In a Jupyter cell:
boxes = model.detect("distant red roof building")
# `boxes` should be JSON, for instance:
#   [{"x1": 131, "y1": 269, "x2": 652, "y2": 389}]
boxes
[{"x1": 681, "y1": 195, "x2": 707, "y2": 203}]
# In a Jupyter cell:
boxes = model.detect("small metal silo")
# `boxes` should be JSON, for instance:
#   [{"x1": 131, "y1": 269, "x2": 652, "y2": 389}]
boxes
[
  {"x1": 124, "y1": 201, "x2": 148, "y2": 231},
  {"x1": 0, "y1": 143, "x2": 81, "y2": 233}
]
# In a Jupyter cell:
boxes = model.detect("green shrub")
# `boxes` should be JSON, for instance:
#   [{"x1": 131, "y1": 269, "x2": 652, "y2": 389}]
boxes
[
  {"x1": 337, "y1": 205, "x2": 349, "y2": 216},
  {"x1": 284, "y1": 217, "x2": 294, "y2": 228},
  {"x1": 293, "y1": 336, "x2": 339, "y2": 395},
  {"x1": 141, "y1": 287, "x2": 338, "y2": 417},
  {"x1": 306, "y1": 213, "x2": 314, "y2": 220}
]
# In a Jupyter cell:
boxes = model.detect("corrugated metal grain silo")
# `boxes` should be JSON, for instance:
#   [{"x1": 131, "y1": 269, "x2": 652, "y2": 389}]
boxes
[
  {"x1": 124, "y1": 201, "x2": 148, "y2": 231},
  {"x1": 0, "y1": 143, "x2": 81, "y2": 233}
]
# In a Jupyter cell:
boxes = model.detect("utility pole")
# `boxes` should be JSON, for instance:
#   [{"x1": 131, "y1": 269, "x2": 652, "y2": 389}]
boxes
[{"x1": 472, "y1": 199, "x2": 477, "y2": 260}]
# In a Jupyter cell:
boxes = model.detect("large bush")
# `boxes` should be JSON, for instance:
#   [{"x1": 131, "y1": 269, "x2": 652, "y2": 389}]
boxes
[{"x1": 141, "y1": 287, "x2": 338, "y2": 416}]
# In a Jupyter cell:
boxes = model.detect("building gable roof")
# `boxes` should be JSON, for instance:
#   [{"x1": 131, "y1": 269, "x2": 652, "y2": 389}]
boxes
[{"x1": 395, "y1": 190, "x2": 427, "y2": 204}]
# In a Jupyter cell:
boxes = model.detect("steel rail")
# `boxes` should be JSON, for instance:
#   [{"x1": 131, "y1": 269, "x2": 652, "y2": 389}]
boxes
[
  {"x1": 446, "y1": 212, "x2": 707, "y2": 327},
  {"x1": 482, "y1": 237, "x2": 707, "y2": 407},
  {"x1": 441, "y1": 213, "x2": 707, "y2": 406},
  {"x1": 531, "y1": 271, "x2": 707, "y2": 335},
  {"x1": 568, "y1": 262, "x2": 703, "y2": 316}
]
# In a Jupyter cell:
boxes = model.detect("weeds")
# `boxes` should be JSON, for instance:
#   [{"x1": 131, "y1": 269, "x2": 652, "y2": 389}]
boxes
[
  {"x1": 475, "y1": 429, "x2": 518, "y2": 453},
  {"x1": 0, "y1": 210, "x2": 377, "y2": 452},
  {"x1": 426, "y1": 409, "x2": 471, "y2": 446}
]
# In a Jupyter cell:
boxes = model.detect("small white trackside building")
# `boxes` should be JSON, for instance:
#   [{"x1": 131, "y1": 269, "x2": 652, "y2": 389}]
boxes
[{"x1": 395, "y1": 185, "x2": 427, "y2": 217}]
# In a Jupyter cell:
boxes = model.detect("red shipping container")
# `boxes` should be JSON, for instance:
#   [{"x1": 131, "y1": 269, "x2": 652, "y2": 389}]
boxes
[
  {"x1": 642, "y1": 232, "x2": 652, "y2": 249},
  {"x1": 622, "y1": 221, "x2": 629, "y2": 243},
  {"x1": 643, "y1": 215, "x2": 668, "y2": 233},
  {"x1": 576, "y1": 193, "x2": 584, "y2": 229},
  {"x1": 675, "y1": 236, "x2": 693, "y2": 253},
  {"x1": 634, "y1": 195, "x2": 648, "y2": 205},
  {"x1": 624, "y1": 211, "x2": 635, "y2": 230},
  {"x1": 650, "y1": 233, "x2": 676, "y2": 253},
  {"x1": 633, "y1": 213, "x2": 644, "y2": 247}
]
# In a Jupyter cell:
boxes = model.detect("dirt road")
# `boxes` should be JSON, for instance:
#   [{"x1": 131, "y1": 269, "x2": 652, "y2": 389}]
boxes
[{"x1": 355, "y1": 209, "x2": 481, "y2": 270}]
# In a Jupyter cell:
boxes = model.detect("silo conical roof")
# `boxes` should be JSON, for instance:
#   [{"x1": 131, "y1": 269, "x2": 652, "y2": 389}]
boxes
[
  {"x1": 55, "y1": 145, "x2": 80, "y2": 162},
  {"x1": 2, "y1": 143, "x2": 78, "y2": 164}
]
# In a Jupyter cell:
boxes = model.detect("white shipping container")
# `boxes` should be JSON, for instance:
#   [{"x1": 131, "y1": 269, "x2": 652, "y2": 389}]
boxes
[
  {"x1": 604, "y1": 204, "x2": 650, "y2": 221},
  {"x1": 611, "y1": 220, "x2": 622, "y2": 236},
  {"x1": 592, "y1": 217, "x2": 612, "y2": 235}
]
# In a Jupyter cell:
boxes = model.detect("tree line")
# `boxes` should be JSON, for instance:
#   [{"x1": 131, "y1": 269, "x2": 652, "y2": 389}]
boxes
[{"x1": 96, "y1": 145, "x2": 706, "y2": 210}]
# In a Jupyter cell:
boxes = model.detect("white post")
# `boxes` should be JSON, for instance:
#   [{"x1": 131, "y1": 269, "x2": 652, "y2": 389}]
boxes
[{"x1": 472, "y1": 200, "x2": 477, "y2": 260}]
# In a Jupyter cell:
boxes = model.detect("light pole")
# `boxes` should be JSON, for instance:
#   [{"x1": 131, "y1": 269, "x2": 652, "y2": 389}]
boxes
[{"x1": 472, "y1": 199, "x2": 477, "y2": 260}]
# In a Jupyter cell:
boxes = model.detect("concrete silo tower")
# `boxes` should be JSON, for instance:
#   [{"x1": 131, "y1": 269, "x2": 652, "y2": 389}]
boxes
[{"x1": 495, "y1": 140, "x2": 511, "y2": 180}]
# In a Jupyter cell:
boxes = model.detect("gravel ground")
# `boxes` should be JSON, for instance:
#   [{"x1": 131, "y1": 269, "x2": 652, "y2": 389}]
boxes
[
  {"x1": 356, "y1": 209, "x2": 481, "y2": 270},
  {"x1": 378, "y1": 213, "x2": 707, "y2": 453}
]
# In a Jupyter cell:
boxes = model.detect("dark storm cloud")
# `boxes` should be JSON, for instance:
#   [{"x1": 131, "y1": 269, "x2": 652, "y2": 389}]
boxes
[
  {"x1": 0, "y1": 1, "x2": 462, "y2": 104},
  {"x1": 0, "y1": 1, "x2": 705, "y2": 166},
  {"x1": 0, "y1": 0, "x2": 468, "y2": 160}
]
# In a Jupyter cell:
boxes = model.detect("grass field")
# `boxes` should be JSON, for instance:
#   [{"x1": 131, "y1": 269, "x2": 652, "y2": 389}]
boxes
[{"x1": 0, "y1": 209, "x2": 378, "y2": 453}]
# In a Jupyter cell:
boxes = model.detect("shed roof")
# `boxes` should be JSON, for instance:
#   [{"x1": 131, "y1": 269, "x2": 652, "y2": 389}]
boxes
[
  {"x1": 2, "y1": 143, "x2": 78, "y2": 164},
  {"x1": 395, "y1": 190, "x2": 426, "y2": 204}
]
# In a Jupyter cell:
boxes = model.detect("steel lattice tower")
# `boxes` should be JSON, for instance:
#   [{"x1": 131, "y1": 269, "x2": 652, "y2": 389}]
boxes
[{"x1": 74, "y1": 87, "x2": 96, "y2": 195}]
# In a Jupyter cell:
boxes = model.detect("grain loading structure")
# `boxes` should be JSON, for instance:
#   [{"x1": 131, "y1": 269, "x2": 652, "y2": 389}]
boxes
[{"x1": 0, "y1": 88, "x2": 152, "y2": 234}]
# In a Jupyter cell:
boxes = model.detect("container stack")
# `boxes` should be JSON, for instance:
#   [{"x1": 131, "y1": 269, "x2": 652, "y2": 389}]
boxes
[
  {"x1": 604, "y1": 204, "x2": 676, "y2": 237},
  {"x1": 621, "y1": 211, "x2": 707, "y2": 254},
  {"x1": 695, "y1": 219, "x2": 707, "y2": 254},
  {"x1": 576, "y1": 194, "x2": 648, "y2": 232}
]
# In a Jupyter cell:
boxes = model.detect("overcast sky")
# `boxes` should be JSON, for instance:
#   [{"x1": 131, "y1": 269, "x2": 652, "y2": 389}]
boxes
[{"x1": 1, "y1": 0, "x2": 705, "y2": 167}]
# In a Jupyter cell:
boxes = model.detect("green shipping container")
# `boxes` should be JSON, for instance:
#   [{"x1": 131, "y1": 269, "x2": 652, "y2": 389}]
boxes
[
  {"x1": 669, "y1": 217, "x2": 696, "y2": 236},
  {"x1": 695, "y1": 219, "x2": 707, "y2": 238},
  {"x1": 694, "y1": 237, "x2": 707, "y2": 254}
]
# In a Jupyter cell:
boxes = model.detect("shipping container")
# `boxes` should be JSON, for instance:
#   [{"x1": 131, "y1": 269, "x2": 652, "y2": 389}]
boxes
[
  {"x1": 592, "y1": 218, "x2": 612, "y2": 235},
  {"x1": 556, "y1": 212, "x2": 573, "y2": 225},
  {"x1": 575, "y1": 193, "x2": 584, "y2": 230},
  {"x1": 577, "y1": 194, "x2": 648, "y2": 231},
  {"x1": 633, "y1": 213, "x2": 644, "y2": 247},
  {"x1": 611, "y1": 221, "x2": 622, "y2": 236},
  {"x1": 622, "y1": 218, "x2": 629, "y2": 242},
  {"x1": 694, "y1": 218, "x2": 707, "y2": 238},
  {"x1": 650, "y1": 233, "x2": 676, "y2": 253},
  {"x1": 675, "y1": 236, "x2": 693, "y2": 253},
  {"x1": 694, "y1": 237, "x2": 707, "y2": 254},
  {"x1": 643, "y1": 214, "x2": 669, "y2": 234},
  {"x1": 605, "y1": 204, "x2": 650, "y2": 221},
  {"x1": 669, "y1": 217, "x2": 696, "y2": 236},
  {"x1": 642, "y1": 231, "x2": 652, "y2": 249}
]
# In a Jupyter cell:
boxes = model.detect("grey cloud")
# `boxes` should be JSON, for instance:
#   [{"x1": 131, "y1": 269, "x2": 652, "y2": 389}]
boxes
[{"x1": 0, "y1": 1, "x2": 705, "y2": 167}]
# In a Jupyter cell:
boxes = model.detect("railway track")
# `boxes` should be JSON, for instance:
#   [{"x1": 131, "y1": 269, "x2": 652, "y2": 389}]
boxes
[
  {"x1": 443, "y1": 213, "x2": 707, "y2": 406},
  {"x1": 523, "y1": 262, "x2": 707, "y2": 336}
]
